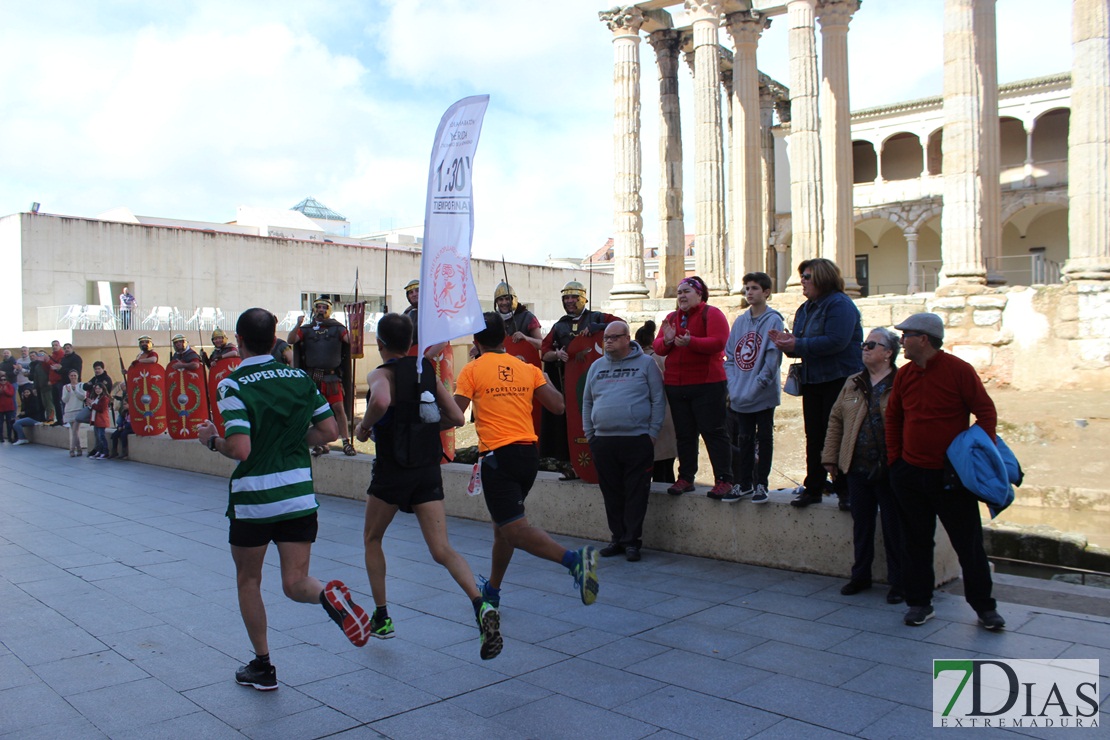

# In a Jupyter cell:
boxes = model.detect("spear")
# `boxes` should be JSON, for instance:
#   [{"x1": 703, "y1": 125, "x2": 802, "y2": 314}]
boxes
[
  {"x1": 382, "y1": 246, "x2": 389, "y2": 314},
  {"x1": 197, "y1": 321, "x2": 212, "y2": 421}
]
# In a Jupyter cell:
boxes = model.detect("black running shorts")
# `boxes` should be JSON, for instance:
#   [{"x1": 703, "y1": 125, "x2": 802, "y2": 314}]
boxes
[
  {"x1": 481, "y1": 443, "x2": 539, "y2": 526},
  {"x1": 229, "y1": 512, "x2": 318, "y2": 548},
  {"x1": 366, "y1": 458, "x2": 445, "y2": 512}
]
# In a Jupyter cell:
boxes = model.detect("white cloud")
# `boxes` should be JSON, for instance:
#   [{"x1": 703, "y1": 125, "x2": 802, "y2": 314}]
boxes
[{"x1": 0, "y1": 0, "x2": 1075, "y2": 270}]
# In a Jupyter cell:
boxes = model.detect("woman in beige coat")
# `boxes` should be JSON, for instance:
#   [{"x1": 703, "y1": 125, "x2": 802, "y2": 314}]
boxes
[{"x1": 822, "y1": 327, "x2": 905, "y2": 603}]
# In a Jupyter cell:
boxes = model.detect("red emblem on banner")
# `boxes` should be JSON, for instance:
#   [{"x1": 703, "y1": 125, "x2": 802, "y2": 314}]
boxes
[
  {"x1": 127, "y1": 363, "x2": 168, "y2": 436},
  {"x1": 207, "y1": 357, "x2": 241, "y2": 436},
  {"x1": 430, "y1": 246, "x2": 470, "y2": 318},
  {"x1": 166, "y1": 366, "x2": 209, "y2": 439}
]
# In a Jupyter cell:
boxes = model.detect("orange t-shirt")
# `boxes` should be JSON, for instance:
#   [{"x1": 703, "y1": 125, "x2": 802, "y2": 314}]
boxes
[{"x1": 455, "y1": 351, "x2": 545, "y2": 452}]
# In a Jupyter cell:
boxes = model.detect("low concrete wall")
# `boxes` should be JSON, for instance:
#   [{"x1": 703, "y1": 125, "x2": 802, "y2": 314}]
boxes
[{"x1": 27, "y1": 425, "x2": 959, "y2": 584}]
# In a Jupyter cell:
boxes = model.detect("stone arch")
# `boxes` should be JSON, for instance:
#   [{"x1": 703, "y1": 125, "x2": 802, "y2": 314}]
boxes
[
  {"x1": 1032, "y1": 107, "x2": 1069, "y2": 161},
  {"x1": 852, "y1": 139, "x2": 877, "y2": 183},
  {"x1": 1001, "y1": 189, "x2": 1069, "y2": 225},
  {"x1": 999, "y1": 116, "x2": 1027, "y2": 167},
  {"x1": 880, "y1": 131, "x2": 924, "y2": 180},
  {"x1": 926, "y1": 127, "x2": 943, "y2": 175},
  {"x1": 910, "y1": 202, "x2": 943, "y2": 233}
]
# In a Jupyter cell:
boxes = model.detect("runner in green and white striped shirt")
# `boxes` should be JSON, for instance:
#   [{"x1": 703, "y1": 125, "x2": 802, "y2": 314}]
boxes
[{"x1": 196, "y1": 308, "x2": 371, "y2": 691}]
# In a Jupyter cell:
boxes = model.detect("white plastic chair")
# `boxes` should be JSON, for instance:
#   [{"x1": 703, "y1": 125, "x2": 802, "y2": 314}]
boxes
[
  {"x1": 276, "y1": 310, "x2": 305, "y2": 331},
  {"x1": 60, "y1": 304, "x2": 84, "y2": 329},
  {"x1": 142, "y1": 306, "x2": 177, "y2": 330}
]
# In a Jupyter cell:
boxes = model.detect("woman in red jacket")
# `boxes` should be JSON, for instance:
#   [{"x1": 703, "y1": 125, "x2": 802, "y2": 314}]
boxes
[{"x1": 653, "y1": 276, "x2": 733, "y2": 498}]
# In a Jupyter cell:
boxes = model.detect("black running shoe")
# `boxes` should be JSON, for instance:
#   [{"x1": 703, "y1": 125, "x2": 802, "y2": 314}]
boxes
[{"x1": 235, "y1": 658, "x2": 277, "y2": 691}]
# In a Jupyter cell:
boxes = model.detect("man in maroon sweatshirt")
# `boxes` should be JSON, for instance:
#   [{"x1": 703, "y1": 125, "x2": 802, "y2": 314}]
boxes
[{"x1": 885, "y1": 313, "x2": 1003, "y2": 631}]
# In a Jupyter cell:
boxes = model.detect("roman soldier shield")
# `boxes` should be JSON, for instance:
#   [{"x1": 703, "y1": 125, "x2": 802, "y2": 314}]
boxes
[
  {"x1": 504, "y1": 336, "x2": 543, "y2": 437},
  {"x1": 127, "y1": 362, "x2": 168, "y2": 436},
  {"x1": 207, "y1": 357, "x2": 241, "y2": 436},
  {"x1": 563, "y1": 331, "x2": 605, "y2": 484},
  {"x1": 165, "y1": 365, "x2": 210, "y2": 439},
  {"x1": 432, "y1": 342, "x2": 455, "y2": 462}
]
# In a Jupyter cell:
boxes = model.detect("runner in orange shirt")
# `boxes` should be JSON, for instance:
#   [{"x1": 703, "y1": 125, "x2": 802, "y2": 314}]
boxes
[{"x1": 454, "y1": 312, "x2": 599, "y2": 611}]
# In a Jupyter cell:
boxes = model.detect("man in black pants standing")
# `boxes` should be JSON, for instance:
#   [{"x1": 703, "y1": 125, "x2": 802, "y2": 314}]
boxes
[{"x1": 582, "y1": 321, "x2": 665, "y2": 562}]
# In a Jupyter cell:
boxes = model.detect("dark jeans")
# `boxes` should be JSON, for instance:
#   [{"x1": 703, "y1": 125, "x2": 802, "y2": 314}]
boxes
[
  {"x1": 889, "y1": 459, "x2": 995, "y2": 612},
  {"x1": 590, "y1": 435, "x2": 654, "y2": 549},
  {"x1": 728, "y1": 407, "x2": 774, "y2": 490},
  {"x1": 111, "y1": 427, "x2": 131, "y2": 455},
  {"x1": 847, "y1": 471, "x2": 905, "y2": 588},
  {"x1": 665, "y1": 381, "x2": 732, "y2": 484},
  {"x1": 801, "y1": 377, "x2": 850, "y2": 498},
  {"x1": 0, "y1": 411, "x2": 14, "y2": 442},
  {"x1": 52, "y1": 382, "x2": 65, "y2": 423}
]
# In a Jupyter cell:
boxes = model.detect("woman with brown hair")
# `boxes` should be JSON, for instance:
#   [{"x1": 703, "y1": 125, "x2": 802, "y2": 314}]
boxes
[{"x1": 770, "y1": 258, "x2": 863, "y2": 508}]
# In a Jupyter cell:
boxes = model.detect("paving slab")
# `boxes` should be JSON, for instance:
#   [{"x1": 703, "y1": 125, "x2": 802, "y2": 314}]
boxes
[{"x1": 0, "y1": 444, "x2": 1108, "y2": 738}]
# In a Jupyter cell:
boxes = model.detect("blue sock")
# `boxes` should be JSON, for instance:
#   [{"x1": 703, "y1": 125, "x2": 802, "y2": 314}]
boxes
[{"x1": 561, "y1": 549, "x2": 579, "y2": 572}]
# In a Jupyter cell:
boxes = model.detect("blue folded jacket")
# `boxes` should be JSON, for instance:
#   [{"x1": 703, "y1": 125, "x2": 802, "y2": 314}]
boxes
[{"x1": 946, "y1": 425, "x2": 1023, "y2": 519}]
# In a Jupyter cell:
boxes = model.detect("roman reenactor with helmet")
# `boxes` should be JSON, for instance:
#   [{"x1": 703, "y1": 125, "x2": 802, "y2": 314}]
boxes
[
  {"x1": 402, "y1": 279, "x2": 420, "y2": 347},
  {"x1": 168, "y1": 334, "x2": 202, "y2": 371},
  {"x1": 201, "y1": 328, "x2": 240, "y2": 368},
  {"x1": 288, "y1": 298, "x2": 356, "y2": 457},
  {"x1": 495, "y1": 281, "x2": 542, "y2": 350},
  {"x1": 539, "y1": 281, "x2": 620, "y2": 479},
  {"x1": 133, "y1": 335, "x2": 159, "y2": 366}
]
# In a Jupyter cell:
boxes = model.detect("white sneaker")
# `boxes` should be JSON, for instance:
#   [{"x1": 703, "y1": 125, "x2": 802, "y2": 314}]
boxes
[
  {"x1": 12, "y1": 439, "x2": 28, "y2": 446},
  {"x1": 63, "y1": 423, "x2": 71, "y2": 428},
  {"x1": 751, "y1": 484, "x2": 769, "y2": 504}
]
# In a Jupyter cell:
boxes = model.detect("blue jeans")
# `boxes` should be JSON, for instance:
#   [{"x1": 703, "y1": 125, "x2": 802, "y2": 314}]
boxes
[
  {"x1": 94, "y1": 427, "x2": 108, "y2": 455},
  {"x1": 13, "y1": 417, "x2": 39, "y2": 441}
]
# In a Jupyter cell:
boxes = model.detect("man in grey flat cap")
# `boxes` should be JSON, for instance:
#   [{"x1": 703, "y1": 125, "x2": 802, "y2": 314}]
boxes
[{"x1": 885, "y1": 313, "x2": 1004, "y2": 631}]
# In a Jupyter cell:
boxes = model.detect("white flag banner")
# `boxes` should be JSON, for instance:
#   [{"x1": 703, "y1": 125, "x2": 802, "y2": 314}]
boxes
[{"x1": 418, "y1": 95, "x2": 490, "y2": 363}]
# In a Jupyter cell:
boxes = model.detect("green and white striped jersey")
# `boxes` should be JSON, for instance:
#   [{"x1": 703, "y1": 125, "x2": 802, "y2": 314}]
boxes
[{"x1": 217, "y1": 354, "x2": 333, "y2": 522}]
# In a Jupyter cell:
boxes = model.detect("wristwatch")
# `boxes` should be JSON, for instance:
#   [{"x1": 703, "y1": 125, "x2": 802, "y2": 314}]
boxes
[{"x1": 208, "y1": 436, "x2": 219, "y2": 451}]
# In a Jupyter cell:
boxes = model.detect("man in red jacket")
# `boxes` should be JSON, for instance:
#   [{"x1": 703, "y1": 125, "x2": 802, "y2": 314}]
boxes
[{"x1": 885, "y1": 313, "x2": 1002, "y2": 630}]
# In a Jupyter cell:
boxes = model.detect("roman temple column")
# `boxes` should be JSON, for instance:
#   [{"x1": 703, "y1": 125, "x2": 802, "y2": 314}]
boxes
[
  {"x1": 726, "y1": 10, "x2": 771, "y2": 293},
  {"x1": 686, "y1": 0, "x2": 728, "y2": 295},
  {"x1": 648, "y1": 28, "x2": 687, "y2": 297},
  {"x1": 1063, "y1": 0, "x2": 1110, "y2": 279},
  {"x1": 785, "y1": 0, "x2": 824, "y2": 289},
  {"x1": 939, "y1": 0, "x2": 996, "y2": 285},
  {"x1": 818, "y1": 0, "x2": 860, "y2": 295},
  {"x1": 600, "y1": 6, "x2": 650, "y2": 300}
]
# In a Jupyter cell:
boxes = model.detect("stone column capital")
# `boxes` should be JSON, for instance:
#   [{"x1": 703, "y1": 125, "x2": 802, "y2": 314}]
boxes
[
  {"x1": 817, "y1": 0, "x2": 860, "y2": 28},
  {"x1": 647, "y1": 27, "x2": 683, "y2": 54},
  {"x1": 600, "y1": 5, "x2": 645, "y2": 36},
  {"x1": 684, "y1": 0, "x2": 725, "y2": 25},
  {"x1": 725, "y1": 10, "x2": 771, "y2": 45}
]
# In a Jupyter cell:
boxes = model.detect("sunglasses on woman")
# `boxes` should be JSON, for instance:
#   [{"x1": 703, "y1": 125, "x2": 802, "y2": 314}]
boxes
[{"x1": 861, "y1": 341, "x2": 887, "y2": 350}]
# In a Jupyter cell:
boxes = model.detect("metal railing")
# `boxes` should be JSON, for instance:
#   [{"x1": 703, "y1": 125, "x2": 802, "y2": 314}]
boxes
[{"x1": 38, "y1": 305, "x2": 396, "y2": 334}]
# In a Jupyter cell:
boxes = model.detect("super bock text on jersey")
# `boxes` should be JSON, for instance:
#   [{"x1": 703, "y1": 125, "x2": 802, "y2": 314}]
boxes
[{"x1": 217, "y1": 356, "x2": 333, "y2": 523}]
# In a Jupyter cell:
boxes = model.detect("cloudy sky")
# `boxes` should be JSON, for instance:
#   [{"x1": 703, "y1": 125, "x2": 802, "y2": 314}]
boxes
[{"x1": 0, "y1": 0, "x2": 1069, "y2": 266}]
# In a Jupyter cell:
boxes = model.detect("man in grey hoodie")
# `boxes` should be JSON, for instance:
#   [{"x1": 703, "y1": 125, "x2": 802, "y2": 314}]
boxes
[
  {"x1": 583, "y1": 321, "x2": 666, "y2": 562},
  {"x1": 724, "y1": 273, "x2": 784, "y2": 504}
]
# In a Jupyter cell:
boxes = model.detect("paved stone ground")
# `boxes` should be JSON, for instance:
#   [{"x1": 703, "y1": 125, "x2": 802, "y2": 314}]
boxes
[{"x1": 1, "y1": 444, "x2": 1108, "y2": 739}]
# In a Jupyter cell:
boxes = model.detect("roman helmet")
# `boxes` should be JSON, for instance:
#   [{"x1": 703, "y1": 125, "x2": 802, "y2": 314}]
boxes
[
  {"x1": 138, "y1": 335, "x2": 153, "y2": 351},
  {"x1": 312, "y1": 298, "x2": 333, "y2": 318},
  {"x1": 404, "y1": 279, "x2": 420, "y2": 293},
  {"x1": 494, "y1": 281, "x2": 518, "y2": 314},
  {"x1": 561, "y1": 280, "x2": 587, "y2": 314},
  {"x1": 211, "y1": 328, "x2": 227, "y2": 347},
  {"x1": 171, "y1": 334, "x2": 188, "y2": 349}
]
